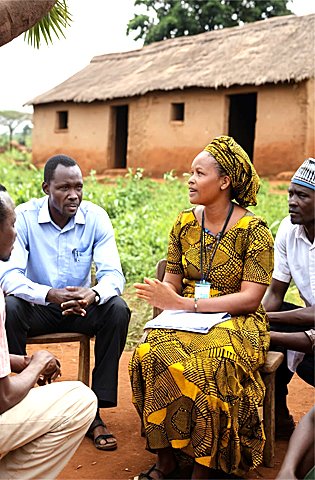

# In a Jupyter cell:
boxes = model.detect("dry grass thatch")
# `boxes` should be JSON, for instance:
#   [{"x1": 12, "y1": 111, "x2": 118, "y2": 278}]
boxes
[{"x1": 29, "y1": 13, "x2": 314, "y2": 105}]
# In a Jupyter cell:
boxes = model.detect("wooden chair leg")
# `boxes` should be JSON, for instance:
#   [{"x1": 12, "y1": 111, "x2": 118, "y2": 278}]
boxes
[
  {"x1": 78, "y1": 336, "x2": 90, "y2": 386},
  {"x1": 263, "y1": 371, "x2": 276, "y2": 468}
]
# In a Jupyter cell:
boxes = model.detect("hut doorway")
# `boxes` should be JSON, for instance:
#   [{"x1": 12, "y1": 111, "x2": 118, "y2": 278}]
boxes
[
  {"x1": 228, "y1": 93, "x2": 257, "y2": 161},
  {"x1": 111, "y1": 105, "x2": 128, "y2": 168}
]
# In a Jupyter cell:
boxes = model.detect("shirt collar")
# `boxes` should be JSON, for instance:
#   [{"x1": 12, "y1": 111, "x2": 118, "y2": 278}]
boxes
[
  {"x1": 38, "y1": 197, "x2": 85, "y2": 226},
  {"x1": 294, "y1": 223, "x2": 314, "y2": 247}
]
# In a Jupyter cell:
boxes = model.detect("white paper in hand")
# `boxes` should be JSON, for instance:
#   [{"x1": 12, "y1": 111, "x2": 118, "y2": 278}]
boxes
[{"x1": 144, "y1": 309, "x2": 231, "y2": 333}]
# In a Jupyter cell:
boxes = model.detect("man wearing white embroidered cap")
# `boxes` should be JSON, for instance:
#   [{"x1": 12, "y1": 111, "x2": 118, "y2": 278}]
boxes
[{"x1": 263, "y1": 158, "x2": 315, "y2": 439}]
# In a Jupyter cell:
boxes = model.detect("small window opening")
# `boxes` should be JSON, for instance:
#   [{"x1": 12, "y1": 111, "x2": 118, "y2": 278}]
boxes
[
  {"x1": 57, "y1": 111, "x2": 68, "y2": 129},
  {"x1": 171, "y1": 103, "x2": 185, "y2": 121}
]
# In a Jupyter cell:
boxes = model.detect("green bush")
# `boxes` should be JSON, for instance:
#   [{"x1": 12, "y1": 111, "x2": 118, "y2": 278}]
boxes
[{"x1": 84, "y1": 172, "x2": 190, "y2": 282}]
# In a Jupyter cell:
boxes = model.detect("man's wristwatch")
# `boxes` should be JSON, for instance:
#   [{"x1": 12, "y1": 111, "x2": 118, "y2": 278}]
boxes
[{"x1": 92, "y1": 289, "x2": 100, "y2": 305}]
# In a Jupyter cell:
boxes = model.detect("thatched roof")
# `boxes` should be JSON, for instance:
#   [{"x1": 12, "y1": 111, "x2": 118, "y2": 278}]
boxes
[{"x1": 29, "y1": 13, "x2": 314, "y2": 105}]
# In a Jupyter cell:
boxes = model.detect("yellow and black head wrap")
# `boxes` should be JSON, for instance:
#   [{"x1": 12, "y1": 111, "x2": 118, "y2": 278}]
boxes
[{"x1": 204, "y1": 135, "x2": 260, "y2": 207}]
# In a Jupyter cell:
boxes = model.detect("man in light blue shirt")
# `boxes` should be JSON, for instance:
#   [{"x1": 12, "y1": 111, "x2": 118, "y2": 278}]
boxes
[{"x1": 0, "y1": 154, "x2": 130, "y2": 451}]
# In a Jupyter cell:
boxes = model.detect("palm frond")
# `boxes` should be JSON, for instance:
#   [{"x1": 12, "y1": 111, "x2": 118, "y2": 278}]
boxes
[{"x1": 24, "y1": 0, "x2": 72, "y2": 49}]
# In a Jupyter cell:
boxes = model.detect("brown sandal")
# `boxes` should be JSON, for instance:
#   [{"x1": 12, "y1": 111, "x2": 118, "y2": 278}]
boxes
[{"x1": 86, "y1": 417, "x2": 117, "y2": 451}]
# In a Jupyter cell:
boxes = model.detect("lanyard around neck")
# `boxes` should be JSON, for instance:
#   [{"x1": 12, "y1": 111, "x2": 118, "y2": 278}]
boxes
[{"x1": 200, "y1": 202, "x2": 234, "y2": 282}]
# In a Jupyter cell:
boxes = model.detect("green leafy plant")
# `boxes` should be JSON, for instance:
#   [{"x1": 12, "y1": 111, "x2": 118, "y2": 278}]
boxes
[
  {"x1": 24, "y1": 0, "x2": 72, "y2": 49},
  {"x1": 163, "y1": 169, "x2": 178, "y2": 181},
  {"x1": 125, "y1": 167, "x2": 145, "y2": 181}
]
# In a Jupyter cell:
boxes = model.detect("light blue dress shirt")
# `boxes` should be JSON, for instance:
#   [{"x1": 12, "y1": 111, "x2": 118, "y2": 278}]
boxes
[{"x1": 0, "y1": 197, "x2": 125, "y2": 305}]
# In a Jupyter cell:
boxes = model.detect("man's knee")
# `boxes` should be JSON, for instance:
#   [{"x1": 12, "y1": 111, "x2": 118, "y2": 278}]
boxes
[
  {"x1": 5, "y1": 296, "x2": 28, "y2": 319},
  {"x1": 68, "y1": 382, "x2": 97, "y2": 432},
  {"x1": 111, "y1": 296, "x2": 130, "y2": 321},
  {"x1": 296, "y1": 355, "x2": 315, "y2": 387},
  {"x1": 5, "y1": 297, "x2": 30, "y2": 329},
  {"x1": 100, "y1": 296, "x2": 131, "y2": 329},
  {"x1": 52, "y1": 381, "x2": 97, "y2": 423},
  {"x1": 70, "y1": 381, "x2": 97, "y2": 422},
  {"x1": 5, "y1": 295, "x2": 31, "y2": 344}
]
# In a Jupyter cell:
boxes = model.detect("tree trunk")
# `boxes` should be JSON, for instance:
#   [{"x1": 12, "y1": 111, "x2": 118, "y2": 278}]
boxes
[
  {"x1": 9, "y1": 125, "x2": 13, "y2": 151},
  {"x1": 0, "y1": 0, "x2": 57, "y2": 47}
]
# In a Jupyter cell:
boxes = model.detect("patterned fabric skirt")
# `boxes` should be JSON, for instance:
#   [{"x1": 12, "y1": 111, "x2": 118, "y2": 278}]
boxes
[{"x1": 129, "y1": 315, "x2": 269, "y2": 476}]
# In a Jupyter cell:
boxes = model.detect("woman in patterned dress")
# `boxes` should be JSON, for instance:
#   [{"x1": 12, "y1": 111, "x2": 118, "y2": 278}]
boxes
[{"x1": 130, "y1": 136, "x2": 274, "y2": 480}]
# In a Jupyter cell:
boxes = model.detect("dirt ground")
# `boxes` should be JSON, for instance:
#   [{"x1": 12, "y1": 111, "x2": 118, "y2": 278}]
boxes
[{"x1": 27, "y1": 342, "x2": 314, "y2": 480}]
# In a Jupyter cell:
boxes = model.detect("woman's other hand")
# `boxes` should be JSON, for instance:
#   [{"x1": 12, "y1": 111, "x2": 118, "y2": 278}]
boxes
[{"x1": 134, "y1": 278, "x2": 181, "y2": 310}]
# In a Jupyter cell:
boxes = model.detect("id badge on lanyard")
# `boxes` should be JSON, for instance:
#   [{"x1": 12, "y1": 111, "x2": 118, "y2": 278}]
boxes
[{"x1": 195, "y1": 280, "x2": 211, "y2": 299}]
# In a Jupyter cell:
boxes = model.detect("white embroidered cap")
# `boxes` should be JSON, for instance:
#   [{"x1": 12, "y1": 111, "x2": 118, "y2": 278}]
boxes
[{"x1": 291, "y1": 158, "x2": 315, "y2": 190}]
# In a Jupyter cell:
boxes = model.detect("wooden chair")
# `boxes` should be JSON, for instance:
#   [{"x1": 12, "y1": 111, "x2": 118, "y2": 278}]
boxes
[
  {"x1": 26, "y1": 332, "x2": 91, "y2": 386},
  {"x1": 153, "y1": 259, "x2": 283, "y2": 468},
  {"x1": 260, "y1": 350, "x2": 284, "y2": 467}
]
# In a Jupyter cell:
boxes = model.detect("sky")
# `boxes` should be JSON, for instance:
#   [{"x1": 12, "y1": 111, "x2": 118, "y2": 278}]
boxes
[{"x1": 0, "y1": 0, "x2": 314, "y2": 115}]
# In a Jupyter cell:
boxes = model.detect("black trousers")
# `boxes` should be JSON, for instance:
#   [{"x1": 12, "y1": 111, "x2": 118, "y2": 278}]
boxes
[
  {"x1": 269, "y1": 302, "x2": 315, "y2": 403},
  {"x1": 5, "y1": 295, "x2": 130, "y2": 408}
]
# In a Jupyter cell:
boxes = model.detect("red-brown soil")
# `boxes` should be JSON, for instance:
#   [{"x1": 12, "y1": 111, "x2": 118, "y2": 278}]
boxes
[{"x1": 27, "y1": 342, "x2": 314, "y2": 480}]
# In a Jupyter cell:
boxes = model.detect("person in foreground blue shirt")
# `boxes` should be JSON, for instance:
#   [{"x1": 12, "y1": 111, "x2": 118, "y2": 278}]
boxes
[{"x1": 0, "y1": 154, "x2": 130, "y2": 451}]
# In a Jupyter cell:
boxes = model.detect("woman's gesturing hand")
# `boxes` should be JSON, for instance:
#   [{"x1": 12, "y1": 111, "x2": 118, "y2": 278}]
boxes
[{"x1": 134, "y1": 278, "x2": 180, "y2": 310}]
